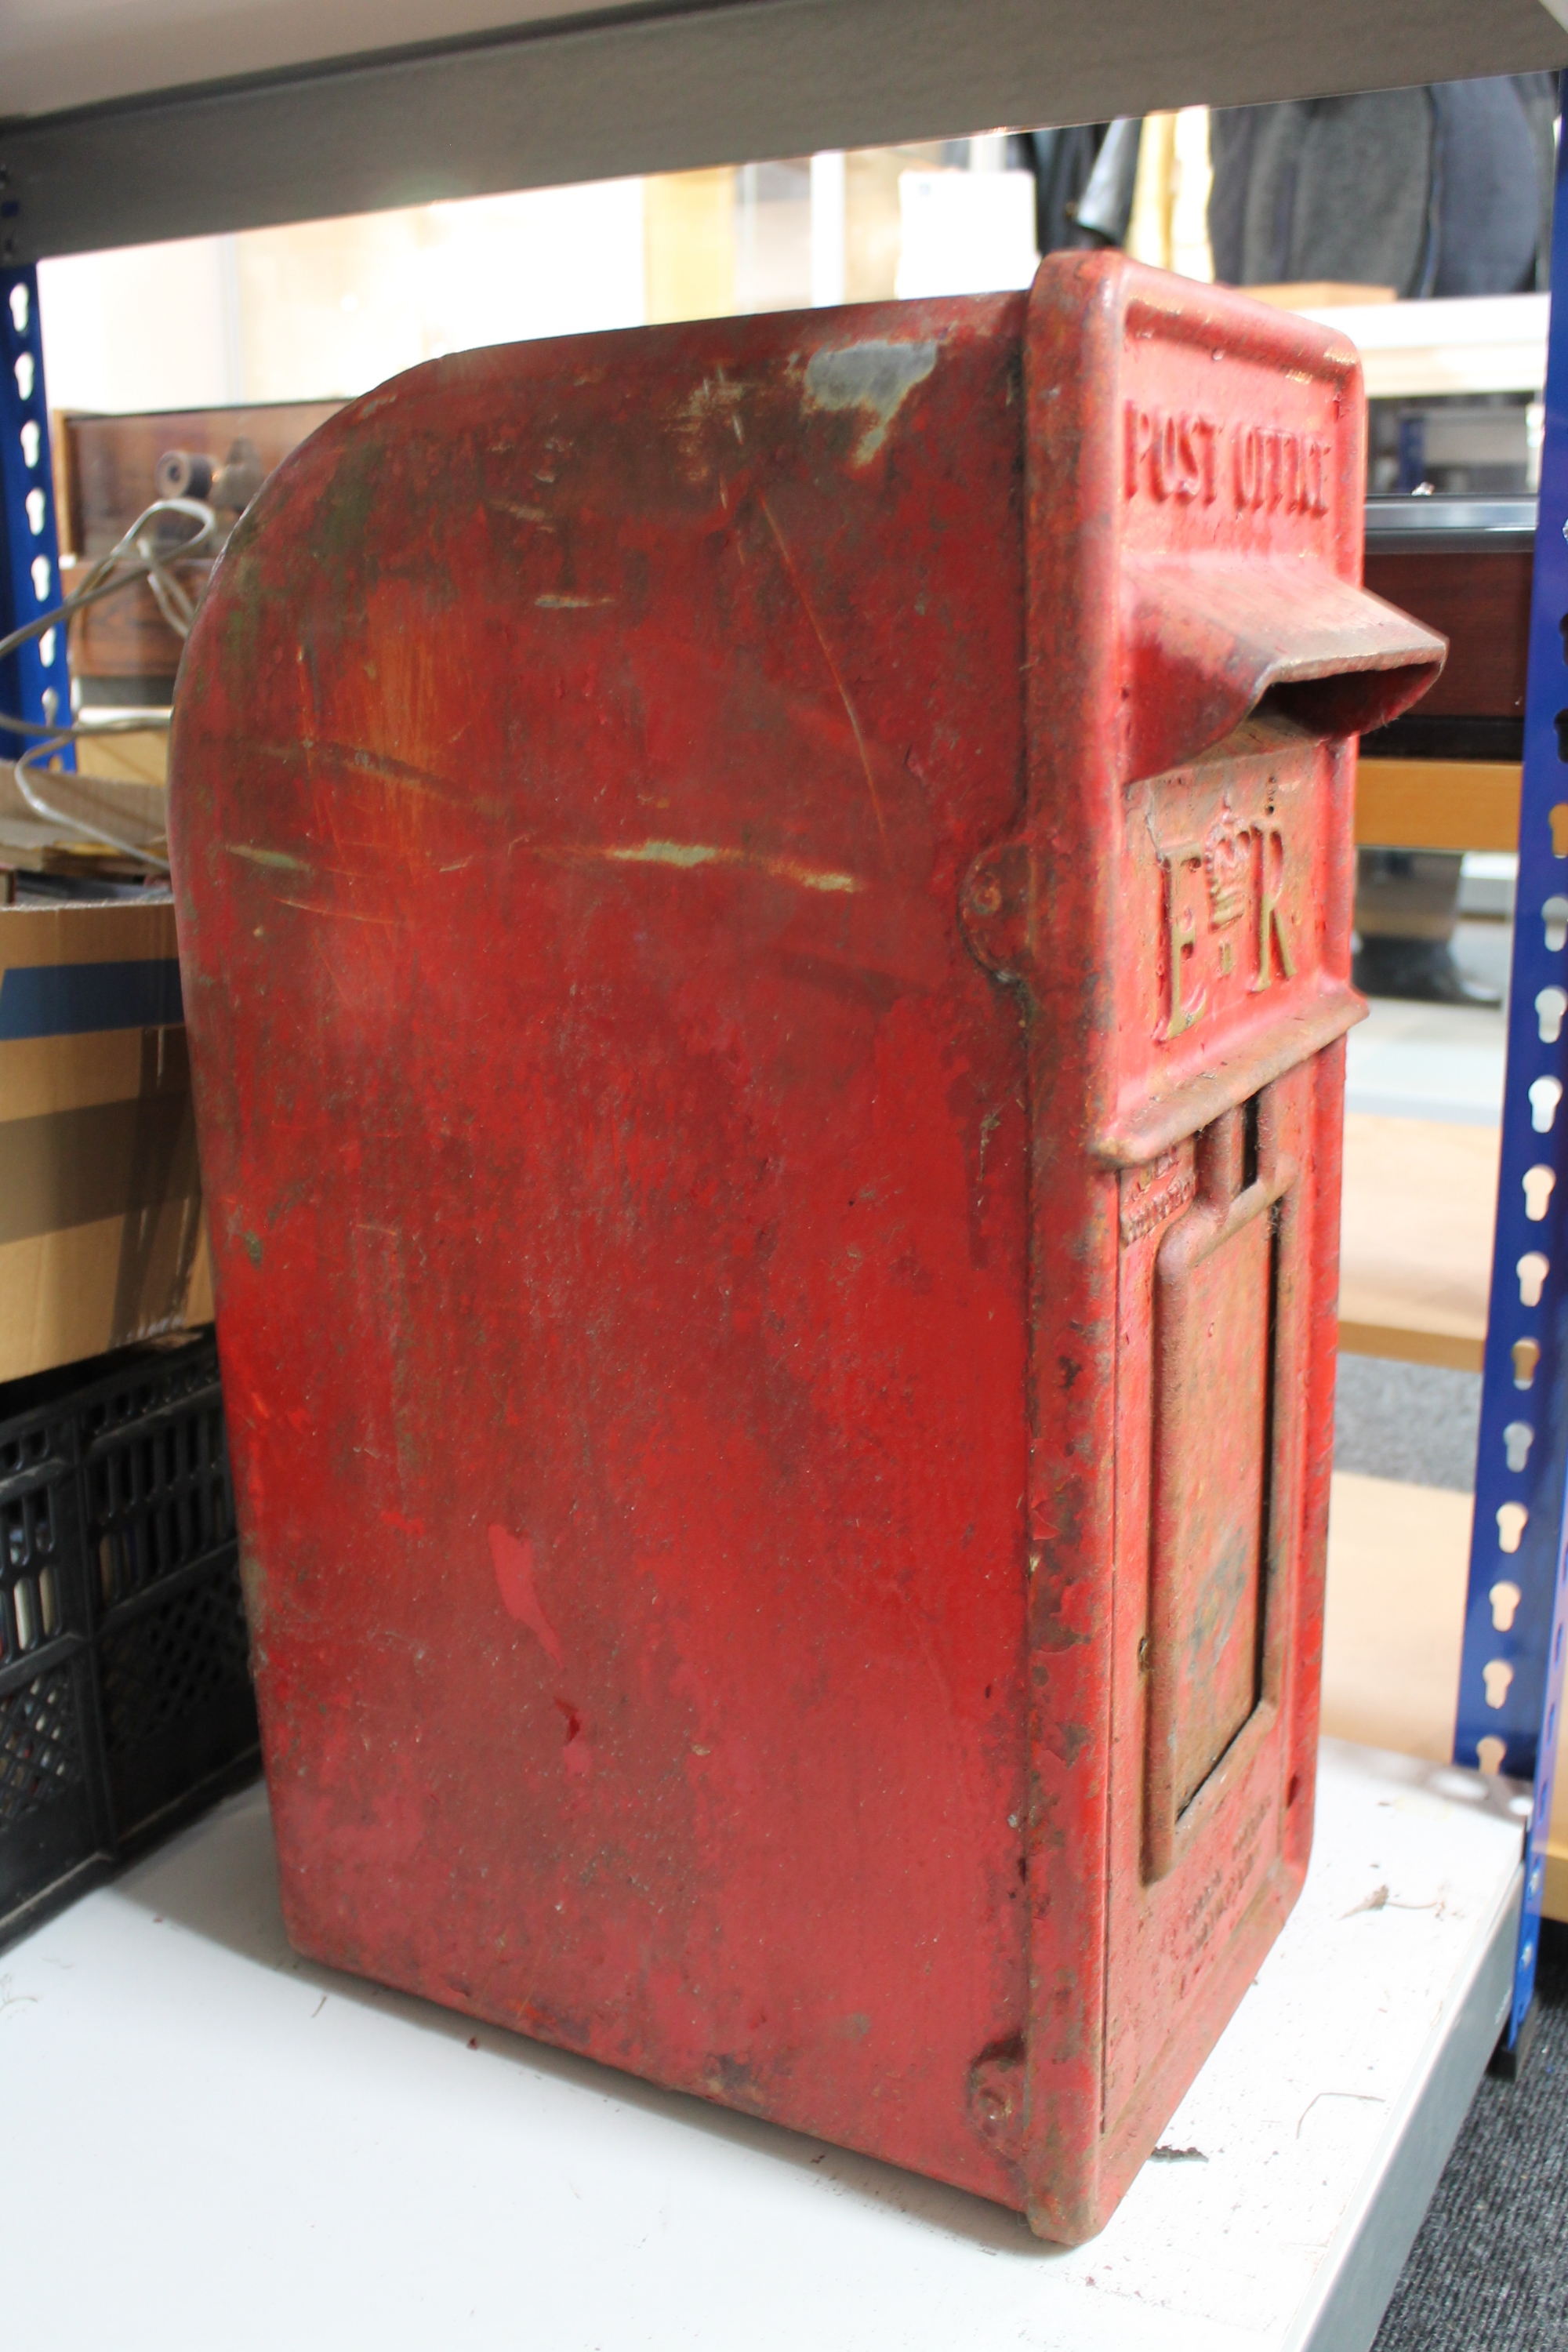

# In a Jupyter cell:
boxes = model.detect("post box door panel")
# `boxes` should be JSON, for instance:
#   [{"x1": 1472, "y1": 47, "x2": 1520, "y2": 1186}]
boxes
[
  {"x1": 1101, "y1": 1060, "x2": 1315, "y2": 2139},
  {"x1": 1147, "y1": 1107, "x2": 1276, "y2": 1864},
  {"x1": 1093, "y1": 720, "x2": 1333, "y2": 2151}
]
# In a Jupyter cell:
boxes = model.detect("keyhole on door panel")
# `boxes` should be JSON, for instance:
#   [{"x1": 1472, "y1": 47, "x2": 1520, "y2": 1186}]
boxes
[
  {"x1": 1483, "y1": 1659, "x2": 1515, "y2": 1709},
  {"x1": 1538, "y1": 987, "x2": 1567, "y2": 1044},
  {"x1": 1478, "y1": 1734, "x2": 1508, "y2": 1775},
  {"x1": 1504, "y1": 1421, "x2": 1535, "y2": 1472},
  {"x1": 1513, "y1": 1337, "x2": 1541, "y2": 1388},
  {"x1": 1545, "y1": 898, "x2": 1568, "y2": 953},
  {"x1": 1532, "y1": 1077, "x2": 1563, "y2": 1133},
  {"x1": 1524, "y1": 1166, "x2": 1556, "y2": 1220},
  {"x1": 1490, "y1": 1581, "x2": 1524, "y2": 1632},
  {"x1": 1497, "y1": 1502, "x2": 1529, "y2": 1553},
  {"x1": 1519, "y1": 1253, "x2": 1549, "y2": 1307}
]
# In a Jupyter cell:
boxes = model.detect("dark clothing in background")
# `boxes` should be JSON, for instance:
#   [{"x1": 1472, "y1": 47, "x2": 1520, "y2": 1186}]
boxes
[
  {"x1": 1008, "y1": 118, "x2": 1145, "y2": 257},
  {"x1": 1070, "y1": 118, "x2": 1144, "y2": 248},
  {"x1": 1209, "y1": 92, "x2": 1436, "y2": 292},
  {"x1": 1008, "y1": 125, "x2": 1107, "y2": 256},
  {"x1": 1008, "y1": 123, "x2": 1144, "y2": 257},
  {"x1": 1432, "y1": 75, "x2": 1555, "y2": 293},
  {"x1": 1209, "y1": 77, "x2": 1555, "y2": 296}
]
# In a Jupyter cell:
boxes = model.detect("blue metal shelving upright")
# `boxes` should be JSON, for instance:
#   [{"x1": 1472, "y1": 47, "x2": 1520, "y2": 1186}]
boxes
[
  {"x1": 1460, "y1": 91, "x2": 1568, "y2": 2051},
  {"x1": 0, "y1": 260, "x2": 71, "y2": 765}
]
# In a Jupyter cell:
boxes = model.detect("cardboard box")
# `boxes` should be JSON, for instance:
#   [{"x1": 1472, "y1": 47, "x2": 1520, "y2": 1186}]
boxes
[{"x1": 0, "y1": 898, "x2": 211, "y2": 1382}]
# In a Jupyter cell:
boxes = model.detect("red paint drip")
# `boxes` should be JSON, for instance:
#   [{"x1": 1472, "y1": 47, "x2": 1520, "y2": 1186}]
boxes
[
  {"x1": 554, "y1": 1697, "x2": 591, "y2": 1777},
  {"x1": 380, "y1": 1507, "x2": 426, "y2": 1538},
  {"x1": 488, "y1": 1524, "x2": 564, "y2": 1663}
]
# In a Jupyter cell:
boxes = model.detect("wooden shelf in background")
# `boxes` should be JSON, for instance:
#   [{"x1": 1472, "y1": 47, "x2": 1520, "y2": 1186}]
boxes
[
  {"x1": 1363, "y1": 551, "x2": 1531, "y2": 724},
  {"x1": 1337, "y1": 1321, "x2": 1485, "y2": 1373},
  {"x1": 1356, "y1": 759, "x2": 1522, "y2": 854},
  {"x1": 1338, "y1": 1112, "x2": 1496, "y2": 1372},
  {"x1": 1298, "y1": 292, "x2": 1549, "y2": 400},
  {"x1": 1323, "y1": 1467, "x2": 1568, "y2": 1920},
  {"x1": 1323, "y1": 1470, "x2": 1469, "y2": 1766}
]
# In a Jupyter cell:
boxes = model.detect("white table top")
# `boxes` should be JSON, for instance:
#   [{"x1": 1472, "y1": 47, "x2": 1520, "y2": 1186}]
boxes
[
  {"x1": 4, "y1": 1737, "x2": 1525, "y2": 2352},
  {"x1": 1294, "y1": 292, "x2": 1548, "y2": 400}
]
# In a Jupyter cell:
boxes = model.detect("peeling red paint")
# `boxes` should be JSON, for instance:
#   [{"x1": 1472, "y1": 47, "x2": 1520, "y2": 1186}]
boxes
[{"x1": 488, "y1": 1526, "x2": 564, "y2": 1664}]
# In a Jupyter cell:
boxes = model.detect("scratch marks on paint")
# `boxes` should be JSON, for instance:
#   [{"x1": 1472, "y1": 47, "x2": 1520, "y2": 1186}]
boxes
[
  {"x1": 226, "y1": 843, "x2": 311, "y2": 871},
  {"x1": 274, "y1": 898, "x2": 401, "y2": 926},
  {"x1": 673, "y1": 372, "x2": 748, "y2": 469},
  {"x1": 535, "y1": 593, "x2": 615, "y2": 609},
  {"x1": 549, "y1": 838, "x2": 862, "y2": 894},
  {"x1": 488, "y1": 1524, "x2": 564, "y2": 1664},
  {"x1": 611, "y1": 837, "x2": 865, "y2": 889},
  {"x1": 757, "y1": 495, "x2": 887, "y2": 857},
  {"x1": 244, "y1": 735, "x2": 481, "y2": 811},
  {"x1": 802, "y1": 338, "x2": 938, "y2": 462}
]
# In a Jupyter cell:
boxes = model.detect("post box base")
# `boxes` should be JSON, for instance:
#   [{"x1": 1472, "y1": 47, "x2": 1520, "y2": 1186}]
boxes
[{"x1": 2, "y1": 1736, "x2": 1525, "y2": 2349}]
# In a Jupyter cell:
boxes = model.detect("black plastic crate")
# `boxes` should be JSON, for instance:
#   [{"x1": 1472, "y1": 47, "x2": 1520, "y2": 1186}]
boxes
[{"x1": 0, "y1": 1333, "x2": 258, "y2": 1951}]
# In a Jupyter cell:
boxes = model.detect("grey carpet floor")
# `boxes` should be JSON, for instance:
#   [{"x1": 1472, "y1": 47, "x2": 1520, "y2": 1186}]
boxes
[
  {"x1": 1334, "y1": 1354, "x2": 1481, "y2": 1493},
  {"x1": 1370, "y1": 1924, "x2": 1568, "y2": 2350},
  {"x1": 1338, "y1": 1358, "x2": 1566, "y2": 2350}
]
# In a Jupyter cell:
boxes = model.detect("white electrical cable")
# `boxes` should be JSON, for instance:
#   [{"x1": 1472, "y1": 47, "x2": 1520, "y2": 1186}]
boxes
[{"x1": 2, "y1": 497, "x2": 217, "y2": 868}]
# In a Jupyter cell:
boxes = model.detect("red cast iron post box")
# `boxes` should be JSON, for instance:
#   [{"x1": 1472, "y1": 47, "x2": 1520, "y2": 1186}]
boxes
[{"x1": 169, "y1": 253, "x2": 1443, "y2": 2241}]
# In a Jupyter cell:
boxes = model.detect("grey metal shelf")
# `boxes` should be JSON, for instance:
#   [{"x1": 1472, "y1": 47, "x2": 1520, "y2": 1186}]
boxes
[{"x1": 1, "y1": 0, "x2": 1565, "y2": 263}]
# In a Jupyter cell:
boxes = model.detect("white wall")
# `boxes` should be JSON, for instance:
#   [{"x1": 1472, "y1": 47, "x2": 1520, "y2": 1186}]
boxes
[
  {"x1": 38, "y1": 178, "x2": 648, "y2": 414},
  {"x1": 38, "y1": 237, "x2": 243, "y2": 412}
]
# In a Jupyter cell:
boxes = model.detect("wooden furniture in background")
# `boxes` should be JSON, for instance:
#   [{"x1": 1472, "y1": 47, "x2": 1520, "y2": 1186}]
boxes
[
  {"x1": 1296, "y1": 292, "x2": 1549, "y2": 401},
  {"x1": 51, "y1": 399, "x2": 340, "y2": 691},
  {"x1": 1355, "y1": 759, "x2": 1521, "y2": 852},
  {"x1": 1338, "y1": 1112, "x2": 1495, "y2": 1373},
  {"x1": 60, "y1": 557, "x2": 210, "y2": 685},
  {"x1": 1364, "y1": 547, "x2": 1531, "y2": 720},
  {"x1": 56, "y1": 399, "x2": 339, "y2": 557},
  {"x1": 1252, "y1": 283, "x2": 1396, "y2": 309},
  {"x1": 1322, "y1": 1470, "x2": 1469, "y2": 1764},
  {"x1": 1323, "y1": 1468, "x2": 1568, "y2": 1918}
]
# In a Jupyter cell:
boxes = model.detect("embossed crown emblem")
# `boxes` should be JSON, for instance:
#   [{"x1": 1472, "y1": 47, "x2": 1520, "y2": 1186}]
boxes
[{"x1": 1204, "y1": 821, "x2": 1249, "y2": 929}]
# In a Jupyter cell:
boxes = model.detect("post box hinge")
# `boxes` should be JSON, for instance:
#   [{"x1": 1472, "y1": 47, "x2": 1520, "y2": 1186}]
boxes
[{"x1": 959, "y1": 838, "x2": 1036, "y2": 992}]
